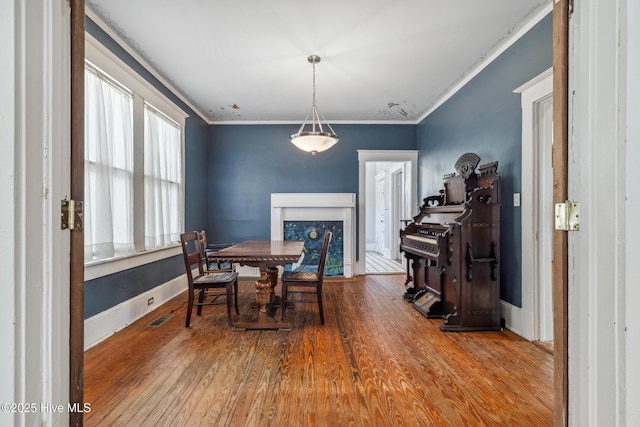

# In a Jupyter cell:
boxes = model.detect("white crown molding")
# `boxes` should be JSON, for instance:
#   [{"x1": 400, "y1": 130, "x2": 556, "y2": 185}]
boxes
[
  {"x1": 87, "y1": 3, "x2": 551, "y2": 128},
  {"x1": 513, "y1": 67, "x2": 553, "y2": 94},
  {"x1": 417, "y1": 3, "x2": 553, "y2": 123},
  {"x1": 86, "y1": 6, "x2": 211, "y2": 124},
  {"x1": 211, "y1": 119, "x2": 417, "y2": 126}
]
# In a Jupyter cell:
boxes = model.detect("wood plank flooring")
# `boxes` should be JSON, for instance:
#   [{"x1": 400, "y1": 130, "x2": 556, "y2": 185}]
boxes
[{"x1": 84, "y1": 274, "x2": 553, "y2": 426}]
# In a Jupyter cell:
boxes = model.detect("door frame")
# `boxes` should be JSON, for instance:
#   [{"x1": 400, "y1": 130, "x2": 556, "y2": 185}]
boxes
[
  {"x1": 70, "y1": 1, "x2": 85, "y2": 425},
  {"x1": 516, "y1": 68, "x2": 553, "y2": 342},
  {"x1": 357, "y1": 150, "x2": 418, "y2": 276},
  {"x1": 389, "y1": 164, "x2": 405, "y2": 261},
  {"x1": 374, "y1": 170, "x2": 387, "y2": 256},
  {"x1": 552, "y1": 1, "x2": 569, "y2": 424},
  {"x1": 64, "y1": 4, "x2": 573, "y2": 423}
]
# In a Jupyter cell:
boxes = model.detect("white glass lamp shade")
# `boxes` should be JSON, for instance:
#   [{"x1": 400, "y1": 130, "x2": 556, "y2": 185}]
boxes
[{"x1": 290, "y1": 131, "x2": 339, "y2": 155}]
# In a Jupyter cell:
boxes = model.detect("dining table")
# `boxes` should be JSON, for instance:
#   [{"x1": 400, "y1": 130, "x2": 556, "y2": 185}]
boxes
[{"x1": 207, "y1": 240, "x2": 305, "y2": 331}]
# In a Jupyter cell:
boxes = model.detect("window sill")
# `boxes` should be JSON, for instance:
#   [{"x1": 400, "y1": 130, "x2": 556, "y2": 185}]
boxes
[{"x1": 85, "y1": 244, "x2": 182, "y2": 281}]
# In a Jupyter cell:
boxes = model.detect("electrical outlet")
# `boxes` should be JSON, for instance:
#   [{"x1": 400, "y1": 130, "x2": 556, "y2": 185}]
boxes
[
  {"x1": 514, "y1": 193, "x2": 521, "y2": 207},
  {"x1": 147, "y1": 297, "x2": 154, "y2": 306}
]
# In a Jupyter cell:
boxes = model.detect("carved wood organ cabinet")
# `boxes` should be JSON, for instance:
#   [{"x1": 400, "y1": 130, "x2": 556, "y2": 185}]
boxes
[{"x1": 400, "y1": 153, "x2": 501, "y2": 331}]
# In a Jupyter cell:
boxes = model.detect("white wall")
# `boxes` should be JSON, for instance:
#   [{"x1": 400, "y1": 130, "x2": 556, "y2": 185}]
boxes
[
  {"x1": 0, "y1": 0, "x2": 17, "y2": 419},
  {"x1": 625, "y1": 1, "x2": 639, "y2": 424},
  {"x1": 1, "y1": 1, "x2": 71, "y2": 425},
  {"x1": 569, "y1": 0, "x2": 635, "y2": 425}
]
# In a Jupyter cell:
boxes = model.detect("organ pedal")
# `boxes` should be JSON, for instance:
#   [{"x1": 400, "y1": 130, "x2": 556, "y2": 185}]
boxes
[{"x1": 412, "y1": 291, "x2": 441, "y2": 318}]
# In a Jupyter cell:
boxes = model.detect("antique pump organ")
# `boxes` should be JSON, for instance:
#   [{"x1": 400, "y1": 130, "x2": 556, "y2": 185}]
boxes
[{"x1": 400, "y1": 153, "x2": 501, "y2": 331}]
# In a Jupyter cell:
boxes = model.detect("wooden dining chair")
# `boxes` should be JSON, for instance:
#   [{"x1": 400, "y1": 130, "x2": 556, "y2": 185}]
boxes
[
  {"x1": 180, "y1": 231, "x2": 239, "y2": 327},
  {"x1": 281, "y1": 230, "x2": 332, "y2": 325}
]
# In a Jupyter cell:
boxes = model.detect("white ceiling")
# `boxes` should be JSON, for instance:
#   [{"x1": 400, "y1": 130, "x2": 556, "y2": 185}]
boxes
[{"x1": 86, "y1": 0, "x2": 551, "y2": 124}]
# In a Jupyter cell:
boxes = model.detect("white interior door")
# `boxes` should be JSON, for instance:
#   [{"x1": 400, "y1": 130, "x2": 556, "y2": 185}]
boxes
[
  {"x1": 391, "y1": 167, "x2": 404, "y2": 260},
  {"x1": 357, "y1": 150, "x2": 418, "y2": 276},
  {"x1": 375, "y1": 171, "x2": 386, "y2": 256},
  {"x1": 537, "y1": 94, "x2": 554, "y2": 343}
]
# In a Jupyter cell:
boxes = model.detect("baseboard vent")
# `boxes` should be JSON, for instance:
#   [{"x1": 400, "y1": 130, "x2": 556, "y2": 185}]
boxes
[{"x1": 147, "y1": 313, "x2": 173, "y2": 327}]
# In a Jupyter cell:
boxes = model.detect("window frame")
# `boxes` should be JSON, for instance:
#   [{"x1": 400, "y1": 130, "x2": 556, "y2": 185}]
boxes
[{"x1": 84, "y1": 35, "x2": 187, "y2": 280}]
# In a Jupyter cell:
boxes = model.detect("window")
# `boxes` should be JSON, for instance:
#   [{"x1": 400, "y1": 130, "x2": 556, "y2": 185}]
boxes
[
  {"x1": 144, "y1": 104, "x2": 182, "y2": 249},
  {"x1": 84, "y1": 65, "x2": 135, "y2": 261},
  {"x1": 84, "y1": 36, "x2": 186, "y2": 269}
]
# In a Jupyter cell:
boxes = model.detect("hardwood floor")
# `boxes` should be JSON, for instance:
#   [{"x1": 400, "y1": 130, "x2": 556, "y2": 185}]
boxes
[{"x1": 84, "y1": 274, "x2": 553, "y2": 426}]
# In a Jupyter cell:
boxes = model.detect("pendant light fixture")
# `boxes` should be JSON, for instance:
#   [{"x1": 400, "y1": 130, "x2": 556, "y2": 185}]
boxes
[{"x1": 290, "y1": 55, "x2": 339, "y2": 155}]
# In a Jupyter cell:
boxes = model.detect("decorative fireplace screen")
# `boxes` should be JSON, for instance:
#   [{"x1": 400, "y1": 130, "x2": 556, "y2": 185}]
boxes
[{"x1": 283, "y1": 220, "x2": 343, "y2": 276}]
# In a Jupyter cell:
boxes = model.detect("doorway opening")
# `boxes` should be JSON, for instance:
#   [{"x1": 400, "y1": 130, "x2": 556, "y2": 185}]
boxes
[
  {"x1": 516, "y1": 68, "x2": 554, "y2": 346},
  {"x1": 357, "y1": 150, "x2": 418, "y2": 276},
  {"x1": 365, "y1": 162, "x2": 406, "y2": 274}
]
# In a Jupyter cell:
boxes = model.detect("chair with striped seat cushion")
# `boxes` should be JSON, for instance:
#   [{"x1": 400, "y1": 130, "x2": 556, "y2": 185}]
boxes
[{"x1": 180, "y1": 231, "x2": 239, "y2": 327}]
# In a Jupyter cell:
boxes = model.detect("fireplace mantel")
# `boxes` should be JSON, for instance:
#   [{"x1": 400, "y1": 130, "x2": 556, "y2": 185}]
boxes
[{"x1": 271, "y1": 193, "x2": 356, "y2": 278}]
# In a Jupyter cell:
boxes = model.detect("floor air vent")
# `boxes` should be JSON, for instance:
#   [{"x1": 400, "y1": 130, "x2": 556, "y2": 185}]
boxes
[{"x1": 147, "y1": 313, "x2": 173, "y2": 327}]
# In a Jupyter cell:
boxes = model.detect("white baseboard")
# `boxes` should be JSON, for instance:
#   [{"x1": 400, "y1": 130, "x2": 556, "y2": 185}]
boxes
[
  {"x1": 84, "y1": 274, "x2": 186, "y2": 350},
  {"x1": 500, "y1": 299, "x2": 527, "y2": 339},
  {"x1": 84, "y1": 277, "x2": 529, "y2": 350},
  {"x1": 366, "y1": 243, "x2": 376, "y2": 252},
  {"x1": 235, "y1": 264, "x2": 261, "y2": 278}
]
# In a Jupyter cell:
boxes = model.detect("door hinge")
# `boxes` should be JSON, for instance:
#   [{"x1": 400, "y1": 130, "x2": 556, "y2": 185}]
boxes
[
  {"x1": 569, "y1": 0, "x2": 574, "y2": 17},
  {"x1": 61, "y1": 197, "x2": 84, "y2": 231},
  {"x1": 555, "y1": 201, "x2": 580, "y2": 231}
]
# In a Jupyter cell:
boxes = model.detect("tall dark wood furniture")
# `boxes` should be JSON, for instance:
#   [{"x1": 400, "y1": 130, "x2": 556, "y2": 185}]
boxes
[{"x1": 400, "y1": 153, "x2": 501, "y2": 331}]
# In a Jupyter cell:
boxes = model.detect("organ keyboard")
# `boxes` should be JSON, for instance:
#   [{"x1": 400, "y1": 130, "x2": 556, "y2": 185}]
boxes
[{"x1": 400, "y1": 153, "x2": 501, "y2": 331}]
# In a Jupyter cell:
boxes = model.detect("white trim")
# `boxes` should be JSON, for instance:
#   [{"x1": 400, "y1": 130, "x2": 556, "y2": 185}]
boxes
[
  {"x1": 518, "y1": 68, "x2": 553, "y2": 342},
  {"x1": 513, "y1": 67, "x2": 553, "y2": 94},
  {"x1": 205, "y1": 3, "x2": 551, "y2": 129},
  {"x1": 84, "y1": 35, "x2": 187, "y2": 273},
  {"x1": 84, "y1": 275, "x2": 186, "y2": 350},
  {"x1": 389, "y1": 162, "x2": 406, "y2": 260},
  {"x1": 2, "y1": 0, "x2": 71, "y2": 424},
  {"x1": 568, "y1": 0, "x2": 628, "y2": 424},
  {"x1": 86, "y1": 5, "x2": 551, "y2": 127},
  {"x1": 625, "y1": 2, "x2": 640, "y2": 424},
  {"x1": 212, "y1": 120, "x2": 416, "y2": 125},
  {"x1": 500, "y1": 300, "x2": 523, "y2": 337},
  {"x1": 357, "y1": 150, "x2": 418, "y2": 276},
  {"x1": 85, "y1": 244, "x2": 182, "y2": 281},
  {"x1": 271, "y1": 193, "x2": 356, "y2": 278},
  {"x1": 418, "y1": 4, "x2": 553, "y2": 122},
  {"x1": 85, "y1": 35, "x2": 188, "y2": 123},
  {"x1": 0, "y1": 0, "x2": 17, "y2": 417},
  {"x1": 85, "y1": 6, "x2": 208, "y2": 123},
  {"x1": 374, "y1": 171, "x2": 388, "y2": 257},
  {"x1": 235, "y1": 265, "x2": 262, "y2": 278}
]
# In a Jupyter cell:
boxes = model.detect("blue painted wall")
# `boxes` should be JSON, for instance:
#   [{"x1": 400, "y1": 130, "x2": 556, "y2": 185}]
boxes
[
  {"x1": 416, "y1": 13, "x2": 552, "y2": 307},
  {"x1": 84, "y1": 11, "x2": 551, "y2": 317},
  {"x1": 207, "y1": 124, "x2": 416, "y2": 248},
  {"x1": 84, "y1": 18, "x2": 210, "y2": 318}
]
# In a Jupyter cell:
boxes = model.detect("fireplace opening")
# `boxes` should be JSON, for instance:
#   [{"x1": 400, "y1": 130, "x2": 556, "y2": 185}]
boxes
[{"x1": 283, "y1": 221, "x2": 343, "y2": 276}]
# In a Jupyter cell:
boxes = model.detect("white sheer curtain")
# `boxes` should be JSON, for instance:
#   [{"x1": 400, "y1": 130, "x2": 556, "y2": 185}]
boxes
[
  {"x1": 144, "y1": 104, "x2": 182, "y2": 249},
  {"x1": 84, "y1": 67, "x2": 135, "y2": 261}
]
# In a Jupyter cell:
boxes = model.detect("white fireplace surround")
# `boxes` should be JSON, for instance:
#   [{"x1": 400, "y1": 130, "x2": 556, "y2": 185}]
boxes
[{"x1": 271, "y1": 193, "x2": 356, "y2": 278}]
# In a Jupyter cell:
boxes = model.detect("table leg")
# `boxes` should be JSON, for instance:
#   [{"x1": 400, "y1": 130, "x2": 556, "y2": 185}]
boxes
[
  {"x1": 233, "y1": 267, "x2": 291, "y2": 331},
  {"x1": 255, "y1": 278, "x2": 271, "y2": 314}
]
